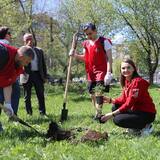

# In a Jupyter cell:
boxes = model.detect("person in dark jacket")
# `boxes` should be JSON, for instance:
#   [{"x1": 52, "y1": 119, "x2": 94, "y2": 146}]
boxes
[
  {"x1": 20, "y1": 33, "x2": 48, "y2": 116},
  {"x1": 100, "y1": 58, "x2": 156, "y2": 135}
]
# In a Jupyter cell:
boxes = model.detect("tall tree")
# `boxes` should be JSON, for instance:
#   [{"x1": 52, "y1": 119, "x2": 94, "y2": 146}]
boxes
[{"x1": 115, "y1": 0, "x2": 160, "y2": 84}]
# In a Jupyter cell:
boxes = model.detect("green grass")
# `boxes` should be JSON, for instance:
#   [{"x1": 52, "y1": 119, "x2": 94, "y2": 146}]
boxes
[{"x1": 0, "y1": 84, "x2": 160, "y2": 160}]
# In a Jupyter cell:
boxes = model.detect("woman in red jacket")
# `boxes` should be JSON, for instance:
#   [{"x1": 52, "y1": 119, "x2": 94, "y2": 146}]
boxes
[{"x1": 100, "y1": 58, "x2": 156, "y2": 135}]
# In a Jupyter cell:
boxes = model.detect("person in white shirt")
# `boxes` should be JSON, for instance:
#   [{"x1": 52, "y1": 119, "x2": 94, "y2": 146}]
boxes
[
  {"x1": 69, "y1": 23, "x2": 113, "y2": 120},
  {"x1": 20, "y1": 33, "x2": 48, "y2": 116}
]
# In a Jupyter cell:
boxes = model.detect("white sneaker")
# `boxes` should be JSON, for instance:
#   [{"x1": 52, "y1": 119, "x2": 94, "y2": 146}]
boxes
[
  {"x1": 141, "y1": 124, "x2": 153, "y2": 136},
  {"x1": 126, "y1": 128, "x2": 141, "y2": 135}
]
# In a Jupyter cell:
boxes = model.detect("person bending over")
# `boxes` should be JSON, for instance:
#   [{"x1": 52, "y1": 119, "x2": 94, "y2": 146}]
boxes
[{"x1": 0, "y1": 44, "x2": 34, "y2": 118}]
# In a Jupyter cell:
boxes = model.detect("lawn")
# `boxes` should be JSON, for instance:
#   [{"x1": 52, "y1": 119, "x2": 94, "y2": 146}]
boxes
[{"x1": 0, "y1": 83, "x2": 160, "y2": 160}]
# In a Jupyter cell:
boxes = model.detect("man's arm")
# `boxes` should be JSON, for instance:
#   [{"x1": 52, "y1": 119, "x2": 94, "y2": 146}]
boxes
[
  {"x1": 41, "y1": 50, "x2": 47, "y2": 78},
  {"x1": 3, "y1": 85, "x2": 12, "y2": 104},
  {"x1": 106, "y1": 49, "x2": 113, "y2": 73},
  {"x1": 3, "y1": 85, "x2": 14, "y2": 117},
  {"x1": 74, "y1": 52, "x2": 85, "y2": 62},
  {"x1": 104, "y1": 39, "x2": 113, "y2": 86},
  {"x1": 104, "y1": 39, "x2": 113, "y2": 72},
  {"x1": 69, "y1": 49, "x2": 85, "y2": 62}
]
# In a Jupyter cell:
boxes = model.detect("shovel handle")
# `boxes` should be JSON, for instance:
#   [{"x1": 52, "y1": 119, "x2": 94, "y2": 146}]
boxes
[
  {"x1": 0, "y1": 103, "x2": 40, "y2": 134},
  {"x1": 63, "y1": 27, "x2": 81, "y2": 104},
  {"x1": 63, "y1": 56, "x2": 72, "y2": 103}
]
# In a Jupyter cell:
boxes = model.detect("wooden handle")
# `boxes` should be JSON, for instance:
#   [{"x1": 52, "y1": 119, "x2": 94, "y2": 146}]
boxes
[
  {"x1": 63, "y1": 26, "x2": 81, "y2": 105},
  {"x1": 63, "y1": 56, "x2": 72, "y2": 104}
]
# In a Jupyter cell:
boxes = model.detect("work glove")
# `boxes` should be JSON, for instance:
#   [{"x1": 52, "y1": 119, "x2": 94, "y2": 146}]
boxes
[
  {"x1": 69, "y1": 32, "x2": 78, "y2": 56},
  {"x1": 104, "y1": 72, "x2": 113, "y2": 86},
  {"x1": 69, "y1": 48, "x2": 76, "y2": 56},
  {"x1": 3, "y1": 103, "x2": 14, "y2": 117}
]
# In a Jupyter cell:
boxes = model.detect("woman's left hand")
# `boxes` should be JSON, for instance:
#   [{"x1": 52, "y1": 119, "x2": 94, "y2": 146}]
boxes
[
  {"x1": 103, "y1": 96, "x2": 111, "y2": 103},
  {"x1": 100, "y1": 113, "x2": 113, "y2": 123}
]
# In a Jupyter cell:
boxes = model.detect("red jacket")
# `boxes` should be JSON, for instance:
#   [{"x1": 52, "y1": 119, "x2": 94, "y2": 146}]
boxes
[
  {"x1": 82, "y1": 37, "x2": 107, "y2": 82},
  {"x1": 0, "y1": 43, "x2": 23, "y2": 87},
  {"x1": 113, "y1": 77, "x2": 156, "y2": 114}
]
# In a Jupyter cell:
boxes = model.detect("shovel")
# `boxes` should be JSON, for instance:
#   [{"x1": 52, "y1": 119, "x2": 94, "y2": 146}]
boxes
[
  {"x1": 0, "y1": 103, "x2": 41, "y2": 135},
  {"x1": 60, "y1": 28, "x2": 80, "y2": 122}
]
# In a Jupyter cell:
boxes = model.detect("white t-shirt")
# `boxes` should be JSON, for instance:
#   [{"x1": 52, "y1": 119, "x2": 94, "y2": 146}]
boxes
[
  {"x1": 0, "y1": 39, "x2": 10, "y2": 45},
  {"x1": 31, "y1": 48, "x2": 38, "y2": 71},
  {"x1": 83, "y1": 38, "x2": 112, "y2": 53}
]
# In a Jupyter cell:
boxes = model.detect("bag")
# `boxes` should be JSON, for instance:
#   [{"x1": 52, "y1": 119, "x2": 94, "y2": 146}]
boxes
[
  {"x1": 20, "y1": 73, "x2": 29, "y2": 84},
  {"x1": 0, "y1": 43, "x2": 9, "y2": 70}
]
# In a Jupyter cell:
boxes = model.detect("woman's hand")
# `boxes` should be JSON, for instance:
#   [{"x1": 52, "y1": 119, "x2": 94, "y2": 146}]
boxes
[
  {"x1": 100, "y1": 113, "x2": 113, "y2": 123},
  {"x1": 103, "y1": 96, "x2": 112, "y2": 103}
]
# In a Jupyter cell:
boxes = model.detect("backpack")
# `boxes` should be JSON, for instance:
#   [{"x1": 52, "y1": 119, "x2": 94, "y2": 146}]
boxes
[
  {"x1": 99, "y1": 36, "x2": 112, "y2": 52},
  {"x1": 99, "y1": 36, "x2": 113, "y2": 74},
  {"x1": 0, "y1": 43, "x2": 9, "y2": 70}
]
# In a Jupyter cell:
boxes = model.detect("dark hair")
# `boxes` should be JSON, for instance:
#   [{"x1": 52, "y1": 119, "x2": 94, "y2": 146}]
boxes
[
  {"x1": 0, "y1": 26, "x2": 9, "y2": 39},
  {"x1": 83, "y1": 23, "x2": 96, "y2": 32},
  {"x1": 18, "y1": 46, "x2": 34, "y2": 59},
  {"x1": 120, "y1": 58, "x2": 140, "y2": 87}
]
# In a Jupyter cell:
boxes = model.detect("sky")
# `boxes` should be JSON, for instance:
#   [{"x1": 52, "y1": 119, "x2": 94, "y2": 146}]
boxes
[
  {"x1": 33, "y1": 0, "x2": 126, "y2": 44},
  {"x1": 34, "y1": 0, "x2": 60, "y2": 14}
]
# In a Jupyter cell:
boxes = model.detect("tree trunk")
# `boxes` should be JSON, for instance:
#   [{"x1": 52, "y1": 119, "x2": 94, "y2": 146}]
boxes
[{"x1": 148, "y1": 71, "x2": 154, "y2": 84}]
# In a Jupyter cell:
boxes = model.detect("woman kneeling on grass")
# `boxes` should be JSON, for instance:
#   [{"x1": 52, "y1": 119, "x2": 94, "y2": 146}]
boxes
[{"x1": 100, "y1": 58, "x2": 156, "y2": 135}]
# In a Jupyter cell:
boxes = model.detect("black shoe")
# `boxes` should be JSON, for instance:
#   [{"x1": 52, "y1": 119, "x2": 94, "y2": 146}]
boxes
[
  {"x1": 40, "y1": 112, "x2": 46, "y2": 116},
  {"x1": 27, "y1": 112, "x2": 32, "y2": 116},
  {"x1": 8, "y1": 117, "x2": 15, "y2": 122}
]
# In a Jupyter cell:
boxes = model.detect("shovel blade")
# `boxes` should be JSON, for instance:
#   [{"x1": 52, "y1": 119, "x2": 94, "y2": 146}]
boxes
[{"x1": 60, "y1": 108, "x2": 68, "y2": 121}]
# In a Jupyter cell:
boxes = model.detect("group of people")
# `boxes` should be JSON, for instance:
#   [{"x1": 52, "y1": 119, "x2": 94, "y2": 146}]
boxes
[
  {"x1": 0, "y1": 23, "x2": 157, "y2": 136},
  {"x1": 0, "y1": 26, "x2": 48, "y2": 131},
  {"x1": 69, "y1": 23, "x2": 156, "y2": 136}
]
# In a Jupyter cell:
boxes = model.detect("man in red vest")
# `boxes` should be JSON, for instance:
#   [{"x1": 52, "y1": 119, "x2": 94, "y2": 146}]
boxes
[
  {"x1": 0, "y1": 44, "x2": 34, "y2": 120},
  {"x1": 69, "y1": 23, "x2": 113, "y2": 119}
]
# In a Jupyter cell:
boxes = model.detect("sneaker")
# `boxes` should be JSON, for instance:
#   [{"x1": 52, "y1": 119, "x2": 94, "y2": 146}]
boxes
[
  {"x1": 141, "y1": 124, "x2": 153, "y2": 136},
  {"x1": 40, "y1": 112, "x2": 47, "y2": 116},
  {"x1": 0, "y1": 122, "x2": 3, "y2": 132},
  {"x1": 126, "y1": 128, "x2": 141, "y2": 135}
]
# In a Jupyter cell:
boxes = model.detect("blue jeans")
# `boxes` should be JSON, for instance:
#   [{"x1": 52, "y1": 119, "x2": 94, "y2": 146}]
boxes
[{"x1": 0, "y1": 80, "x2": 20, "y2": 115}]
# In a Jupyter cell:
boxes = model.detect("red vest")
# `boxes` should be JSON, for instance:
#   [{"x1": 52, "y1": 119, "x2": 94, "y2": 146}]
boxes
[
  {"x1": 82, "y1": 37, "x2": 107, "y2": 82},
  {"x1": 0, "y1": 43, "x2": 23, "y2": 87}
]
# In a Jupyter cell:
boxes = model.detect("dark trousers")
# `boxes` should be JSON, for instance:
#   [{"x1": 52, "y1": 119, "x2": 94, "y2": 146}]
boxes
[
  {"x1": 23, "y1": 71, "x2": 46, "y2": 115},
  {"x1": 0, "y1": 80, "x2": 20, "y2": 115},
  {"x1": 112, "y1": 104, "x2": 156, "y2": 129}
]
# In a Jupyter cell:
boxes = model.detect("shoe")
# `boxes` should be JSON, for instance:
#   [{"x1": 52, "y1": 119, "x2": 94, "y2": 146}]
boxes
[
  {"x1": 8, "y1": 116, "x2": 15, "y2": 122},
  {"x1": 0, "y1": 122, "x2": 3, "y2": 132},
  {"x1": 40, "y1": 112, "x2": 47, "y2": 116},
  {"x1": 126, "y1": 128, "x2": 141, "y2": 135},
  {"x1": 141, "y1": 123, "x2": 153, "y2": 136},
  {"x1": 27, "y1": 111, "x2": 32, "y2": 116}
]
